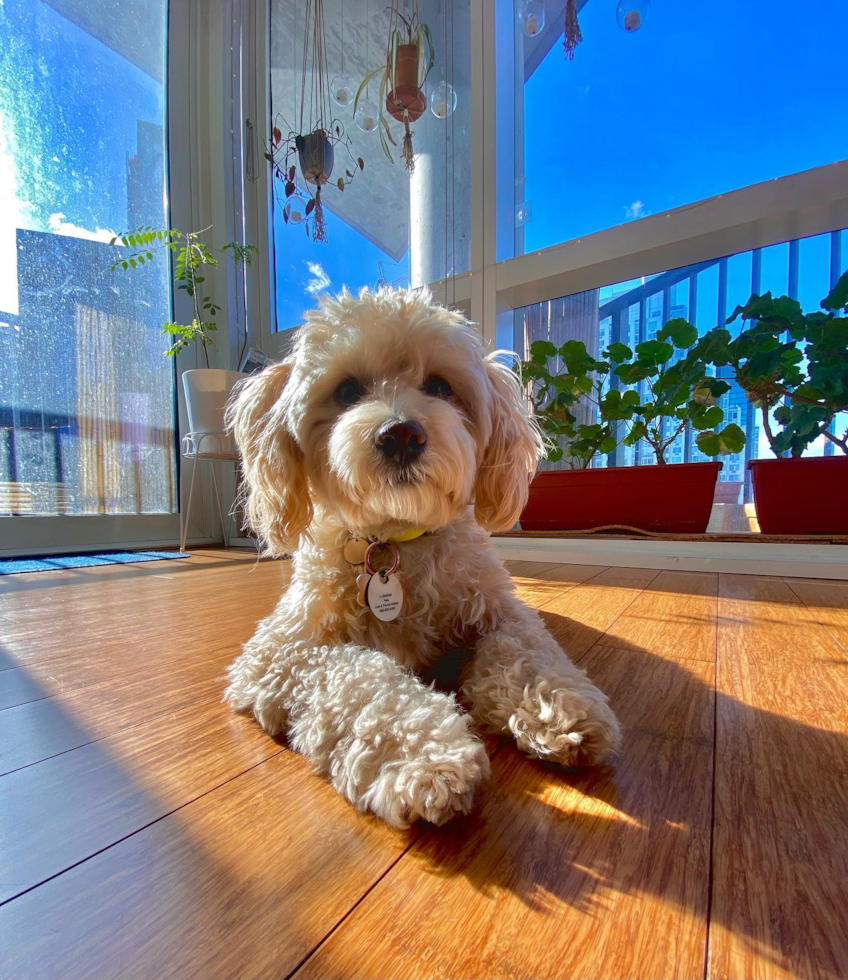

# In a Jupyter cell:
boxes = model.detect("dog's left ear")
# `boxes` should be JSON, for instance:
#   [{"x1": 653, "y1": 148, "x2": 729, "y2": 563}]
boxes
[
  {"x1": 474, "y1": 353, "x2": 545, "y2": 532},
  {"x1": 226, "y1": 359, "x2": 312, "y2": 555}
]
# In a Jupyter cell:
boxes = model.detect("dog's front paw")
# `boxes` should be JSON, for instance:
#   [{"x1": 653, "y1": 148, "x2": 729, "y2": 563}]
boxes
[
  {"x1": 365, "y1": 737, "x2": 490, "y2": 829},
  {"x1": 510, "y1": 675, "x2": 621, "y2": 767}
]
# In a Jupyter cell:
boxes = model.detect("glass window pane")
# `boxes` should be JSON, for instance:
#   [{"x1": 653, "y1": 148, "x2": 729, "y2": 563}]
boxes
[
  {"x1": 501, "y1": 0, "x2": 848, "y2": 257},
  {"x1": 270, "y1": 0, "x2": 471, "y2": 332},
  {"x1": 0, "y1": 0, "x2": 174, "y2": 517}
]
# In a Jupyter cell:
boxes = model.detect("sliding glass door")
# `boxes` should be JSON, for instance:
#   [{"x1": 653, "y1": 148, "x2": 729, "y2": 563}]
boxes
[{"x1": 0, "y1": 0, "x2": 176, "y2": 553}]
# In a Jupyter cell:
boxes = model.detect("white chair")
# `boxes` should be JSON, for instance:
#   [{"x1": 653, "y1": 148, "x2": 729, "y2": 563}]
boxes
[{"x1": 179, "y1": 431, "x2": 240, "y2": 553}]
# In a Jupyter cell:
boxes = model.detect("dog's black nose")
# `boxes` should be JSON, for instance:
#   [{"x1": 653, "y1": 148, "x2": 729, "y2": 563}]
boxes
[{"x1": 375, "y1": 419, "x2": 427, "y2": 466}]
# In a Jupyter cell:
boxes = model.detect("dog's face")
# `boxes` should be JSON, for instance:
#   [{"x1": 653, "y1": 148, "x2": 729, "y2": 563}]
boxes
[{"x1": 229, "y1": 289, "x2": 542, "y2": 554}]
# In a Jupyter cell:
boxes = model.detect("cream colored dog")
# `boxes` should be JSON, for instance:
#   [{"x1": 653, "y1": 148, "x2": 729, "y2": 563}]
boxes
[{"x1": 225, "y1": 288, "x2": 620, "y2": 828}]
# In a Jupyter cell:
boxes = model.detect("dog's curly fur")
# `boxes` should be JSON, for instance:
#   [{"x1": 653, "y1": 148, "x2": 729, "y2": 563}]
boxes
[{"x1": 225, "y1": 288, "x2": 620, "y2": 828}]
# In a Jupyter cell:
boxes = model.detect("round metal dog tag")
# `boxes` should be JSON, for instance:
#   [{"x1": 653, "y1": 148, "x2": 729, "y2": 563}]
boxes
[
  {"x1": 344, "y1": 536, "x2": 369, "y2": 565},
  {"x1": 366, "y1": 571, "x2": 403, "y2": 622}
]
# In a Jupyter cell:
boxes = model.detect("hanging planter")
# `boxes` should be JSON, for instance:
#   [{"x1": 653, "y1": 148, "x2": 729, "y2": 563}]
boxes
[
  {"x1": 354, "y1": 2, "x2": 435, "y2": 173},
  {"x1": 265, "y1": 0, "x2": 364, "y2": 244},
  {"x1": 267, "y1": 122, "x2": 362, "y2": 245},
  {"x1": 296, "y1": 130, "x2": 335, "y2": 185}
]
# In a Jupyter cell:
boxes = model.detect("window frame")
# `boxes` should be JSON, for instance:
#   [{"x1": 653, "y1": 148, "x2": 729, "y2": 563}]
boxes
[{"x1": 0, "y1": 0, "x2": 186, "y2": 556}]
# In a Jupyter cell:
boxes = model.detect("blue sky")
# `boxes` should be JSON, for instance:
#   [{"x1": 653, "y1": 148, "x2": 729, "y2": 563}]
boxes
[{"x1": 524, "y1": 0, "x2": 848, "y2": 252}]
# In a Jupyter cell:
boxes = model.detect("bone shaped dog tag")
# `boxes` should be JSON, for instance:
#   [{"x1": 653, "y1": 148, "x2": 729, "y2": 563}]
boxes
[
  {"x1": 366, "y1": 570, "x2": 403, "y2": 622},
  {"x1": 356, "y1": 573, "x2": 370, "y2": 607}
]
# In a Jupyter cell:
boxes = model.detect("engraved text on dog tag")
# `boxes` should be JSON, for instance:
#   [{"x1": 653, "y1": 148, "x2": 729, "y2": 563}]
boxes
[
  {"x1": 366, "y1": 571, "x2": 403, "y2": 622},
  {"x1": 344, "y1": 536, "x2": 369, "y2": 565}
]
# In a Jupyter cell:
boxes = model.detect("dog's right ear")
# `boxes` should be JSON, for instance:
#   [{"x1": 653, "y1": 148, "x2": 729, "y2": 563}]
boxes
[{"x1": 226, "y1": 359, "x2": 312, "y2": 555}]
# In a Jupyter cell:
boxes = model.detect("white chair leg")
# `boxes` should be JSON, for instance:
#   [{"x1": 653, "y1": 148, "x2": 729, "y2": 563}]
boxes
[
  {"x1": 210, "y1": 463, "x2": 229, "y2": 549},
  {"x1": 180, "y1": 456, "x2": 199, "y2": 553}
]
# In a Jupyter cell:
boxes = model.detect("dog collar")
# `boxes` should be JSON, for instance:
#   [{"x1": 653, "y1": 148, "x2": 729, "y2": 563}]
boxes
[
  {"x1": 342, "y1": 527, "x2": 425, "y2": 568},
  {"x1": 343, "y1": 531, "x2": 424, "y2": 624},
  {"x1": 387, "y1": 527, "x2": 427, "y2": 542}
]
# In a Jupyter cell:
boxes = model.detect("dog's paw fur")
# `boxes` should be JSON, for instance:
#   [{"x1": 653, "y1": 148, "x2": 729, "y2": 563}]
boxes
[
  {"x1": 364, "y1": 738, "x2": 490, "y2": 828},
  {"x1": 509, "y1": 675, "x2": 621, "y2": 767}
]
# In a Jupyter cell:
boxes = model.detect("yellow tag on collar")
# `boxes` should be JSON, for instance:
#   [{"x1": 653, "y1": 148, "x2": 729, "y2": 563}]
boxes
[{"x1": 388, "y1": 527, "x2": 427, "y2": 543}]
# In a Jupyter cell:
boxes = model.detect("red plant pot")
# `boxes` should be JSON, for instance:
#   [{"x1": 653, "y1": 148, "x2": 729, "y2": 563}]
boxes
[
  {"x1": 386, "y1": 44, "x2": 426, "y2": 122},
  {"x1": 386, "y1": 85, "x2": 426, "y2": 122},
  {"x1": 520, "y1": 461, "x2": 723, "y2": 534},
  {"x1": 748, "y1": 456, "x2": 848, "y2": 534}
]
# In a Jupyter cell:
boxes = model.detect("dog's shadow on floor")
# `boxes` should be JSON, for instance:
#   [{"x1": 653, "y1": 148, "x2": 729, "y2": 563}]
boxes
[{"x1": 411, "y1": 614, "x2": 848, "y2": 977}]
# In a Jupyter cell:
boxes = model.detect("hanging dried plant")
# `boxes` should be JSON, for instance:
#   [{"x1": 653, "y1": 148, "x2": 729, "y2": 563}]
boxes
[
  {"x1": 401, "y1": 126, "x2": 415, "y2": 173},
  {"x1": 563, "y1": 0, "x2": 583, "y2": 59},
  {"x1": 312, "y1": 186, "x2": 327, "y2": 243}
]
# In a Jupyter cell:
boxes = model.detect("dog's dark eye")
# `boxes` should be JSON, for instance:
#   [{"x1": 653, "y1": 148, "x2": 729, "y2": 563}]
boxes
[
  {"x1": 423, "y1": 376, "x2": 452, "y2": 399},
  {"x1": 334, "y1": 378, "x2": 364, "y2": 408}
]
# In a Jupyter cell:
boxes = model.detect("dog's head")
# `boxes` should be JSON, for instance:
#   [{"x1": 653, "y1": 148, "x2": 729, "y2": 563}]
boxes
[{"x1": 228, "y1": 288, "x2": 543, "y2": 554}]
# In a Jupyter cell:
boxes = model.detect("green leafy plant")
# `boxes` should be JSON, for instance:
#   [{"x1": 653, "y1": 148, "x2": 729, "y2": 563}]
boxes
[
  {"x1": 109, "y1": 227, "x2": 258, "y2": 367},
  {"x1": 690, "y1": 270, "x2": 848, "y2": 457},
  {"x1": 518, "y1": 339, "x2": 617, "y2": 467},
  {"x1": 599, "y1": 318, "x2": 746, "y2": 463}
]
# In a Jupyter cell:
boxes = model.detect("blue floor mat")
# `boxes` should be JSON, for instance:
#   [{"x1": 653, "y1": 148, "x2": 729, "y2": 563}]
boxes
[{"x1": 0, "y1": 551, "x2": 190, "y2": 575}]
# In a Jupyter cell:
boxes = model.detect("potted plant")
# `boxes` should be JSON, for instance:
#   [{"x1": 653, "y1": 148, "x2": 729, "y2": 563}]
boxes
[
  {"x1": 691, "y1": 271, "x2": 848, "y2": 534},
  {"x1": 268, "y1": 122, "x2": 363, "y2": 245},
  {"x1": 354, "y1": 2, "x2": 434, "y2": 172},
  {"x1": 110, "y1": 226, "x2": 258, "y2": 442},
  {"x1": 518, "y1": 320, "x2": 746, "y2": 534},
  {"x1": 266, "y1": 0, "x2": 364, "y2": 243}
]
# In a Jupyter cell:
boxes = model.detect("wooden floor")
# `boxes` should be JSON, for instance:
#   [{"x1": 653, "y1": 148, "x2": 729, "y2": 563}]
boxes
[{"x1": 1, "y1": 549, "x2": 847, "y2": 979}]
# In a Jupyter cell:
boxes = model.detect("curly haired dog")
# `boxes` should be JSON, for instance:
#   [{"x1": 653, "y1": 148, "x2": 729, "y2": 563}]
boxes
[{"x1": 225, "y1": 288, "x2": 620, "y2": 828}]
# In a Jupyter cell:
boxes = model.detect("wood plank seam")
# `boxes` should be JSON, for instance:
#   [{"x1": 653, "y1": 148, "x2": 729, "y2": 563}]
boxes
[
  {"x1": 782, "y1": 577, "x2": 848, "y2": 655},
  {"x1": 702, "y1": 595, "x2": 721, "y2": 980},
  {"x1": 0, "y1": 645, "x2": 237, "y2": 712},
  {"x1": 284, "y1": 737, "x2": 517, "y2": 980},
  {"x1": 283, "y1": 828, "x2": 428, "y2": 980},
  {"x1": 0, "y1": 688, "x2": 225, "y2": 778},
  {"x1": 560, "y1": 569, "x2": 661, "y2": 667},
  {"x1": 0, "y1": 750, "x2": 287, "y2": 912}
]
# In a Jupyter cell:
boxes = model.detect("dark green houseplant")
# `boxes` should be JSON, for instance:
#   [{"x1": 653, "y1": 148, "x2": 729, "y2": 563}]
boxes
[
  {"x1": 598, "y1": 318, "x2": 746, "y2": 463},
  {"x1": 517, "y1": 325, "x2": 746, "y2": 534},
  {"x1": 519, "y1": 339, "x2": 617, "y2": 468},
  {"x1": 688, "y1": 270, "x2": 848, "y2": 533},
  {"x1": 691, "y1": 270, "x2": 848, "y2": 458}
]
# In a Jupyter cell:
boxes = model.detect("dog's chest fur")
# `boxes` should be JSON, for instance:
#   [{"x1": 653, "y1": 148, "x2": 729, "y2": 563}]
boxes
[{"x1": 294, "y1": 511, "x2": 513, "y2": 672}]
